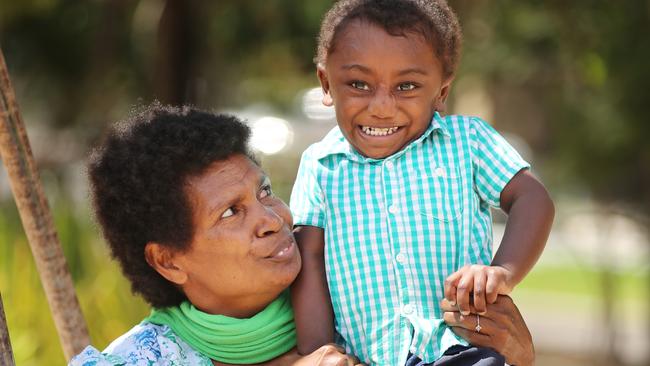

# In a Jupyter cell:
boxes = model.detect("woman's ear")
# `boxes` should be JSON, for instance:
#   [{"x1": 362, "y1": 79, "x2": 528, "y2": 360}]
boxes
[
  {"x1": 434, "y1": 78, "x2": 453, "y2": 112},
  {"x1": 317, "y1": 65, "x2": 334, "y2": 107},
  {"x1": 144, "y1": 242, "x2": 188, "y2": 285}
]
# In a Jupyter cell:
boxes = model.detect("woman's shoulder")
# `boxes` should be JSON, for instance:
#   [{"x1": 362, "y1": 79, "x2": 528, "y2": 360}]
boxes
[{"x1": 69, "y1": 322, "x2": 212, "y2": 366}]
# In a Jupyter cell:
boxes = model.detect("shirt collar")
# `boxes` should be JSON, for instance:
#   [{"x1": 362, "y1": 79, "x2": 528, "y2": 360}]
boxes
[{"x1": 315, "y1": 111, "x2": 450, "y2": 162}]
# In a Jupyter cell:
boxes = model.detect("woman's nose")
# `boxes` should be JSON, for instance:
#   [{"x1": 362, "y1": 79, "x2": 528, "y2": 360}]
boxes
[
  {"x1": 367, "y1": 86, "x2": 396, "y2": 118},
  {"x1": 255, "y1": 205, "x2": 284, "y2": 237}
]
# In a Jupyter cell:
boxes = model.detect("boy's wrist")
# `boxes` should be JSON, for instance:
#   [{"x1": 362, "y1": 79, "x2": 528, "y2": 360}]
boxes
[{"x1": 491, "y1": 264, "x2": 517, "y2": 292}]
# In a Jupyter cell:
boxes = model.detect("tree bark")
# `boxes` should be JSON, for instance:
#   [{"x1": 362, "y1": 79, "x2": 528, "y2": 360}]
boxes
[
  {"x1": 155, "y1": 0, "x2": 196, "y2": 105},
  {"x1": 0, "y1": 292, "x2": 15, "y2": 366},
  {"x1": 0, "y1": 49, "x2": 89, "y2": 361}
]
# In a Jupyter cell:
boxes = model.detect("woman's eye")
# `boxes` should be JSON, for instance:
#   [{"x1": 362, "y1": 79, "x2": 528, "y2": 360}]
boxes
[
  {"x1": 260, "y1": 185, "x2": 273, "y2": 198},
  {"x1": 397, "y1": 82, "x2": 417, "y2": 91},
  {"x1": 350, "y1": 81, "x2": 370, "y2": 91},
  {"x1": 221, "y1": 207, "x2": 235, "y2": 218}
]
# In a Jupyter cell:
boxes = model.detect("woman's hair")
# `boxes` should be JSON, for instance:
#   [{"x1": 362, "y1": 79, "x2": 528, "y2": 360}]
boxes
[
  {"x1": 88, "y1": 102, "x2": 254, "y2": 308},
  {"x1": 316, "y1": 0, "x2": 462, "y2": 79}
]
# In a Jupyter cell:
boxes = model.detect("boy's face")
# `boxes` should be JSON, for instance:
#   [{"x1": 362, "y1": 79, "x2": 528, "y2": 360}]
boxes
[{"x1": 318, "y1": 20, "x2": 452, "y2": 159}]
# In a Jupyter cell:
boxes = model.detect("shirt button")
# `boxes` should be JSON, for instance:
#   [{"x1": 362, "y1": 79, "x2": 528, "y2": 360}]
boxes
[
  {"x1": 396, "y1": 252, "x2": 406, "y2": 264},
  {"x1": 435, "y1": 167, "x2": 446, "y2": 178},
  {"x1": 388, "y1": 205, "x2": 398, "y2": 214},
  {"x1": 402, "y1": 304, "x2": 414, "y2": 315},
  {"x1": 385, "y1": 161, "x2": 394, "y2": 169}
]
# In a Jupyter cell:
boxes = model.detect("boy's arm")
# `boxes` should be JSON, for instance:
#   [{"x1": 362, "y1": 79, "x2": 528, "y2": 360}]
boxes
[
  {"x1": 492, "y1": 169, "x2": 554, "y2": 289},
  {"x1": 290, "y1": 225, "x2": 334, "y2": 355},
  {"x1": 444, "y1": 169, "x2": 553, "y2": 315}
]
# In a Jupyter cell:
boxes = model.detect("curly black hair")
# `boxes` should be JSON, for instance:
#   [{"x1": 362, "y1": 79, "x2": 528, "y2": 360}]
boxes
[
  {"x1": 88, "y1": 103, "x2": 254, "y2": 308},
  {"x1": 316, "y1": 0, "x2": 462, "y2": 79}
]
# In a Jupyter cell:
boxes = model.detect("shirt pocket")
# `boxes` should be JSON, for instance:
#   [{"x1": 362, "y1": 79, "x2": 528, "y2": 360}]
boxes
[{"x1": 411, "y1": 165, "x2": 464, "y2": 222}]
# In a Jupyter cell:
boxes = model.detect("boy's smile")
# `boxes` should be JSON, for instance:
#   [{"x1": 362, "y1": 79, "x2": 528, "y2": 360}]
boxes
[{"x1": 318, "y1": 19, "x2": 452, "y2": 159}]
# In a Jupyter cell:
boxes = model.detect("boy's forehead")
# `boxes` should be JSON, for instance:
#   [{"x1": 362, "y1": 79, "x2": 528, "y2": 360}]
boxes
[
  {"x1": 335, "y1": 20, "x2": 432, "y2": 54},
  {"x1": 329, "y1": 20, "x2": 442, "y2": 74}
]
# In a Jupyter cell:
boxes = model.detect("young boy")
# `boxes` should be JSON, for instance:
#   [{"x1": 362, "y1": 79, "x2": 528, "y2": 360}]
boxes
[{"x1": 290, "y1": 1, "x2": 554, "y2": 365}]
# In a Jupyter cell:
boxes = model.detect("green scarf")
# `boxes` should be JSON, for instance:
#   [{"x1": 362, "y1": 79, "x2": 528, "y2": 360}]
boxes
[{"x1": 146, "y1": 291, "x2": 296, "y2": 364}]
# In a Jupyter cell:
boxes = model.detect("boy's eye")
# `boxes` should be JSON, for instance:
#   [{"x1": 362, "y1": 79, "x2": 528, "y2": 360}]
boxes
[
  {"x1": 260, "y1": 185, "x2": 273, "y2": 198},
  {"x1": 350, "y1": 81, "x2": 370, "y2": 91},
  {"x1": 397, "y1": 82, "x2": 417, "y2": 91},
  {"x1": 221, "y1": 207, "x2": 235, "y2": 218}
]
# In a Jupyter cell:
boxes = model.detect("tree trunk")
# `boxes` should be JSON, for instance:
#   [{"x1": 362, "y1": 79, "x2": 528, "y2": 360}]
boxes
[
  {"x1": 0, "y1": 49, "x2": 89, "y2": 361},
  {"x1": 155, "y1": 0, "x2": 196, "y2": 104},
  {"x1": 0, "y1": 292, "x2": 15, "y2": 366}
]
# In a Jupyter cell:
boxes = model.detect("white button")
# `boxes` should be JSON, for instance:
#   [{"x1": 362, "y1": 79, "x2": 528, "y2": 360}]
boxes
[
  {"x1": 435, "y1": 167, "x2": 446, "y2": 178},
  {"x1": 396, "y1": 252, "x2": 406, "y2": 264},
  {"x1": 410, "y1": 346, "x2": 417, "y2": 353},
  {"x1": 388, "y1": 205, "x2": 398, "y2": 214},
  {"x1": 385, "y1": 161, "x2": 394, "y2": 169},
  {"x1": 402, "y1": 304, "x2": 414, "y2": 315}
]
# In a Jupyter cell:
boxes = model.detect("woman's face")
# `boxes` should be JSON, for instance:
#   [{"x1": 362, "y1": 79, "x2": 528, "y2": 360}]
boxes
[{"x1": 167, "y1": 154, "x2": 300, "y2": 317}]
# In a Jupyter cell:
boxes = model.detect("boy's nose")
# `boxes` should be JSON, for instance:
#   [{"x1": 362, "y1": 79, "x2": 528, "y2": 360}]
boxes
[{"x1": 367, "y1": 86, "x2": 396, "y2": 119}]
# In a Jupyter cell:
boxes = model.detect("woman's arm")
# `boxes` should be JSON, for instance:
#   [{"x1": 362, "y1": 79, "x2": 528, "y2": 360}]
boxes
[
  {"x1": 441, "y1": 296, "x2": 535, "y2": 366},
  {"x1": 290, "y1": 225, "x2": 334, "y2": 355}
]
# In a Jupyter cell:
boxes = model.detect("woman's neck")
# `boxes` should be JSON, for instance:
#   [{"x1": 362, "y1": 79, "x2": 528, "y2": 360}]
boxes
[{"x1": 187, "y1": 290, "x2": 281, "y2": 318}]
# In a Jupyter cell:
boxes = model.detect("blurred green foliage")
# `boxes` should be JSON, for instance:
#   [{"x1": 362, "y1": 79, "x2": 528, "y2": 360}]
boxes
[
  {"x1": 1, "y1": 0, "x2": 648, "y2": 209},
  {"x1": 0, "y1": 201, "x2": 149, "y2": 365}
]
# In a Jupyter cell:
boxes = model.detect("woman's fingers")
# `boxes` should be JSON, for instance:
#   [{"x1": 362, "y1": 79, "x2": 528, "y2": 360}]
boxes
[
  {"x1": 443, "y1": 301, "x2": 511, "y2": 328},
  {"x1": 443, "y1": 308, "x2": 491, "y2": 332},
  {"x1": 448, "y1": 326, "x2": 492, "y2": 348},
  {"x1": 323, "y1": 343, "x2": 346, "y2": 354},
  {"x1": 299, "y1": 344, "x2": 361, "y2": 366}
]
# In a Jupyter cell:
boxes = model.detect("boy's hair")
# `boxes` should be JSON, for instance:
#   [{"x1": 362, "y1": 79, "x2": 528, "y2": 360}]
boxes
[
  {"x1": 88, "y1": 102, "x2": 254, "y2": 308},
  {"x1": 316, "y1": 0, "x2": 462, "y2": 79}
]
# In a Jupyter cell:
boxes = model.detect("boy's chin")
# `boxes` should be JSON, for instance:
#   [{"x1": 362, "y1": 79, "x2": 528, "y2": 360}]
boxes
[{"x1": 356, "y1": 146, "x2": 401, "y2": 159}]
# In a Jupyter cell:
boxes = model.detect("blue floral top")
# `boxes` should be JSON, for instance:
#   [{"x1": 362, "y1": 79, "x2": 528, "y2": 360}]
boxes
[{"x1": 69, "y1": 322, "x2": 213, "y2": 366}]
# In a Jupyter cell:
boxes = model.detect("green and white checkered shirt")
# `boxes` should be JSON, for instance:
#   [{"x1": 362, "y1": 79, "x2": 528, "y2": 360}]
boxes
[{"x1": 290, "y1": 112, "x2": 529, "y2": 365}]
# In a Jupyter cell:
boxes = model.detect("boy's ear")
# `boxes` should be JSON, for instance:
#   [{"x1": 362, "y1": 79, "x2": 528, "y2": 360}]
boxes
[
  {"x1": 434, "y1": 78, "x2": 453, "y2": 112},
  {"x1": 317, "y1": 65, "x2": 334, "y2": 107},
  {"x1": 144, "y1": 242, "x2": 188, "y2": 286}
]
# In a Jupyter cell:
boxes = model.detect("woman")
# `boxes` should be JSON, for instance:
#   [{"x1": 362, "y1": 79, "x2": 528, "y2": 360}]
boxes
[{"x1": 71, "y1": 103, "x2": 534, "y2": 365}]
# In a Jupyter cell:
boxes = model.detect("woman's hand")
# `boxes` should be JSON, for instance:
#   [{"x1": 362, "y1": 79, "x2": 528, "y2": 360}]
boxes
[
  {"x1": 261, "y1": 345, "x2": 362, "y2": 366},
  {"x1": 441, "y1": 295, "x2": 534, "y2": 366}
]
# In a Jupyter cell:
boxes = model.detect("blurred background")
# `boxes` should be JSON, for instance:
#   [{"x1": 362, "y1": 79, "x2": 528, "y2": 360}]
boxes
[{"x1": 0, "y1": 0, "x2": 648, "y2": 365}]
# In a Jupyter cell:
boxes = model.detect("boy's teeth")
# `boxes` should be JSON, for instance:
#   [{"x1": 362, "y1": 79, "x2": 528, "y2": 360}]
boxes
[{"x1": 361, "y1": 126, "x2": 399, "y2": 136}]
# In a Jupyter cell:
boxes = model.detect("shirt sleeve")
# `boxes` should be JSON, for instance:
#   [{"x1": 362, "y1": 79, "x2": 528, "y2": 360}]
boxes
[
  {"x1": 470, "y1": 117, "x2": 530, "y2": 208},
  {"x1": 290, "y1": 146, "x2": 326, "y2": 228},
  {"x1": 68, "y1": 346, "x2": 126, "y2": 366}
]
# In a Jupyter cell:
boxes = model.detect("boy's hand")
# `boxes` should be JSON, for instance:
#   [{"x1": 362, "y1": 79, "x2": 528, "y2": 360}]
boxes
[{"x1": 443, "y1": 265, "x2": 514, "y2": 315}]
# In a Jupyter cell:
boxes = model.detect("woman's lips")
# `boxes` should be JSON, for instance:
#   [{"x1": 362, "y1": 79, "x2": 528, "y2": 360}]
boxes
[{"x1": 265, "y1": 237, "x2": 296, "y2": 261}]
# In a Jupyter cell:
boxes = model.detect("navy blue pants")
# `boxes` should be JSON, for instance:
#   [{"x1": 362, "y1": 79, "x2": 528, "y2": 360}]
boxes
[{"x1": 405, "y1": 345, "x2": 505, "y2": 366}]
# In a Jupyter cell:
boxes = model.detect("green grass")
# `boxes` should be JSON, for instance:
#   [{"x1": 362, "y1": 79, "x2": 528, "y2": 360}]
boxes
[{"x1": 518, "y1": 263, "x2": 649, "y2": 302}]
